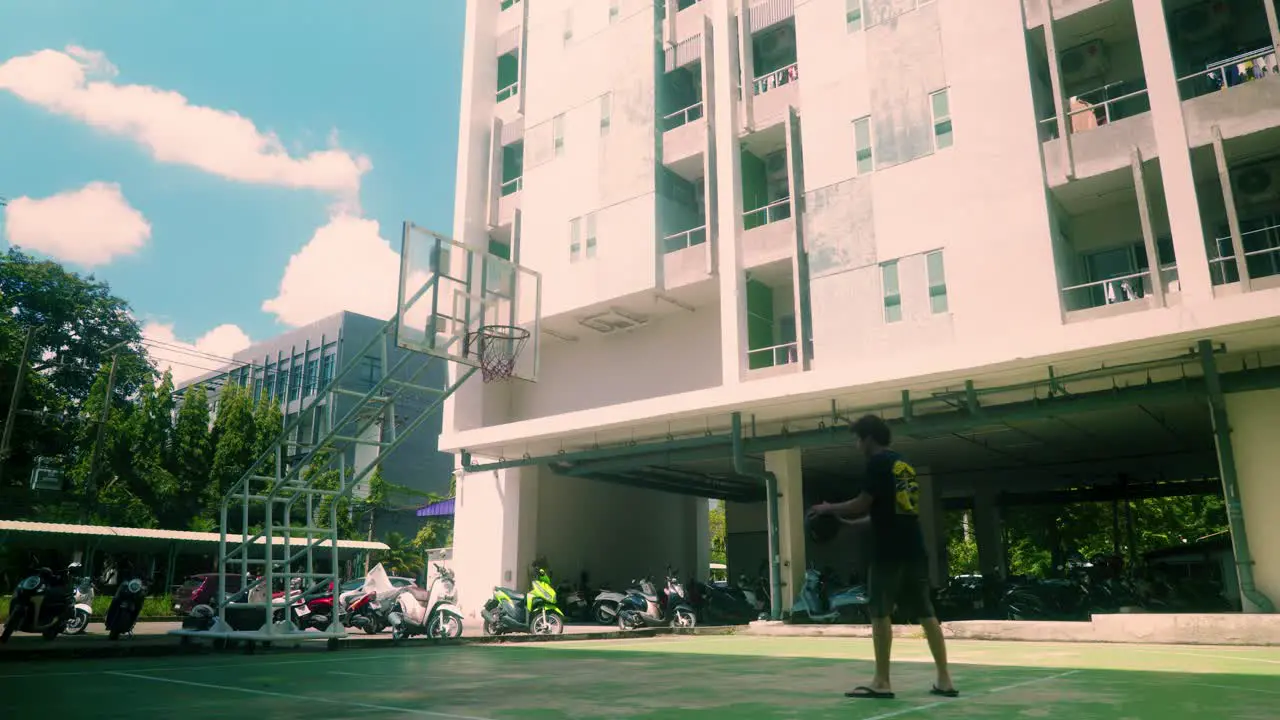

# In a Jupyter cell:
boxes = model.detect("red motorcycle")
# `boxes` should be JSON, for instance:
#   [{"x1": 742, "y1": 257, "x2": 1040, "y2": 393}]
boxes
[
  {"x1": 341, "y1": 590, "x2": 385, "y2": 634},
  {"x1": 288, "y1": 581, "x2": 337, "y2": 631}
]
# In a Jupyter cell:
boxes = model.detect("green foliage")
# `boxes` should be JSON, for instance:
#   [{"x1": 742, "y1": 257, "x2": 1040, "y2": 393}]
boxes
[
  {"x1": 207, "y1": 384, "x2": 257, "y2": 514},
  {"x1": 379, "y1": 531, "x2": 423, "y2": 577},
  {"x1": 170, "y1": 384, "x2": 213, "y2": 528},
  {"x1": 709, "y1": 502, "x2": 726, "y2": 565}
]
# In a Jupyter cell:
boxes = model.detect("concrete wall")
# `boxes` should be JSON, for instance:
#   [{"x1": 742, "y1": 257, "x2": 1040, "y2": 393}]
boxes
[{"x1": 1223, "y1": 387, "x2": 1280, "y2": 612}]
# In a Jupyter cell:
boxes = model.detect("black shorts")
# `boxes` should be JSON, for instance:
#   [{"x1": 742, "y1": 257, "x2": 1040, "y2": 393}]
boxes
[{"x1": 867, "y1": 558, "x2": 935, "y2": 620}]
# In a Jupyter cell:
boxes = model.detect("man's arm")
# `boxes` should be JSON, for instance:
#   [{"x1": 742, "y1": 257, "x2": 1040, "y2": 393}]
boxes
[{"x1": 812, "y1": 492, "x2": 873, "y2": 520}]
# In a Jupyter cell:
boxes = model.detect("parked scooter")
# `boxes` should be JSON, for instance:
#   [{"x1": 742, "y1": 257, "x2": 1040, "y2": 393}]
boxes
[
  {"x1": 789, "y1": 566, "x2": 841, "y2": 623},
  {"x1": 482, "y1": 563, "x2": 565, "y2": 636},
  {"x1": 591, "y1": 585, "x2": 628, "y2": 624},
  {"x1": 618, "y1": 568, "x2": 697, "y2": 630},
  {"x1": 341, "y1": 590, "x2": 384, "y2": 634},
  {"x1": 65, "y1": 573, "x2": 95, "y2": 635},
  {"x1": 105, "y1": 576, "x2": 147, "y2": 640},
  {"x1": 288, "y1": 581, "x2": 337, "y2": 631},
  {"x1": 1, "y1": 560, "x2": 77, "y2": 643},
  {"x1": 386, "y1": 564, "x2": 464, "y2": 641}
]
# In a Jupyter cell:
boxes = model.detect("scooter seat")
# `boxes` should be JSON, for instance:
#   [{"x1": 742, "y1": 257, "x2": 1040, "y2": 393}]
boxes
[
  {"x1": 496, "y1": 587, "x2": 525, "y2": 602},
  {"x1": 406, "y1": 587, "x2": 433, "y2": 603}
]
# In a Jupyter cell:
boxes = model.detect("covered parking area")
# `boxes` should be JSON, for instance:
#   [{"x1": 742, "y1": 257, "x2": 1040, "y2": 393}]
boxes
[
  {"x1": 0, "y1": 521, "x2": 388, "y2": 594},
  {"x1": 460, "y1": 337, "x2": 1280, "y2": 618}
]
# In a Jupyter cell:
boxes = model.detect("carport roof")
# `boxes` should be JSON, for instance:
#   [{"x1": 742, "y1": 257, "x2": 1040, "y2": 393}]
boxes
[{"x1": 0, "y1": 521, "x2": 389, "y2": 552}]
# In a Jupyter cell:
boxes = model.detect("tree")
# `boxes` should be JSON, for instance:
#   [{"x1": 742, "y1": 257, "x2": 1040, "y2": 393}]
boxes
[
  {"x1": 170, "y1": 385, "x2": 213, "y2": 530},
  {"x1": 65, "y1": 362, "x2": 155, "y2": 527},
  {"x1": 207, "y1": 384, "x2": 257, "y2": 516},
  {"x1": 252, "y1": 393, "x2": 283, "y2": 459},
  {"x1": 378, "y1": 531, "x2": 423, "y2": 577},
  {"x1": 0, "y1": 250, "x2": 150, "y2": 487},
  {"x1": 708, "y1": 502, "x2": 726, "y2": 566}
]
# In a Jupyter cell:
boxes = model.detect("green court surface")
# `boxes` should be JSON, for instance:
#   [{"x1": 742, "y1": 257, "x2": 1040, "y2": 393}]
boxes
[{"x1": 3, "y1": 635, "x2": 1278, "y2": 718}]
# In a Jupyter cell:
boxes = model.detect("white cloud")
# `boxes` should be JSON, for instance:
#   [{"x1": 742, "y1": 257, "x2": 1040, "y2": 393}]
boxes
[
  {"x1": 3, "y1": 182, "x2": 151, "y2": 266},
  {"x1": 142, "y1": 321, "x2": 252, "y2": 386},
  {"x1": 261, "y1": 213, "x2": 403, "y2": 327},
  {"x1": 0, "y1": 46, "x2": 371, "y2": 203}
]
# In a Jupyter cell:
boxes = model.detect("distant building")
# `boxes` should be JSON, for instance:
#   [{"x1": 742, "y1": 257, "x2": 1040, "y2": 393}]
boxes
[{"x1": 175, "y1": 310, "x2": 453, "y2": 539}]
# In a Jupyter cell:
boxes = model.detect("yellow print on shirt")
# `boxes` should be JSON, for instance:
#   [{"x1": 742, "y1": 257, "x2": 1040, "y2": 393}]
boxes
[{"x1": 893, "y1": 460, "x2": 920, "y2": 515}]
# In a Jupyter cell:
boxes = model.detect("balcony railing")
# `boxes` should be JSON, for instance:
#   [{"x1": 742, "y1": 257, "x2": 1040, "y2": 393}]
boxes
[
  {"x1": 1178, "y1": 46, "x2": 1278, "y2": 102},
  {"x1": 747, "y1": 342, "x2": 799, "y2": 369},
  {"x1": 663, "y1": 101, "x2": 705, "y2": 132},
  {"x1": 744, "y1": 197, "x2": 791, "y2": 230},
  {"x1": 1037, "y1": 81, "x2": 1151, "y2": 139},
  {"x1": 1208, "y1": 224, "x2": 1280, "y2": 286},
  {"x1": 663, "y1": 225, "x2": 708, "y2": 254},
  {"x1": 500, "y1": 176, "x2": 523, "y2": 197},
  {"x1": 753, "y1": 62, "x2": 798, "y2": 96},
  {"x1": 1060, "y1": 264, "x2": 1177, "y2": 312},
  {"x1": 497, "y1": 81, "x2": 520, "y2": 102}
]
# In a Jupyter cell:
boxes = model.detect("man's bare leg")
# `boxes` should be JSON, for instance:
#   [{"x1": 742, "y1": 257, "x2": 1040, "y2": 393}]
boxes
[
  {"x1": 870, "y1": 615, "x2": 894, "y2": 691},
  {"x1": 921, "y1": 617, "x2": 956, "y2": 693}
]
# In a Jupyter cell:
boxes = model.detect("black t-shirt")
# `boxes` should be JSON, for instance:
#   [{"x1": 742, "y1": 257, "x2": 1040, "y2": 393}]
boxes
[{"x1": 862, "y1": 449, "x2": 927, "y2": 564}]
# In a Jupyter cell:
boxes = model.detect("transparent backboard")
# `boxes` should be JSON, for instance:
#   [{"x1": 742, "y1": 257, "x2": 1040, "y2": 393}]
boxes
[{"x1": 396, "y1": 222, "x2": 541, "y2": 382}]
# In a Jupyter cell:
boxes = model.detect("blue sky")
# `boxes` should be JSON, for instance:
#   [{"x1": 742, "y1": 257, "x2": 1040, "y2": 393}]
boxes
[{"x1": 0, "y1": 0, "x2": 464, "y2": 382}]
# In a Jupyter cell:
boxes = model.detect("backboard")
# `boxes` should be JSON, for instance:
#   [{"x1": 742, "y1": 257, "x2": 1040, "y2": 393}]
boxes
[{"x1": 396, "y1": 222, "x2": 541, "y2": 382}]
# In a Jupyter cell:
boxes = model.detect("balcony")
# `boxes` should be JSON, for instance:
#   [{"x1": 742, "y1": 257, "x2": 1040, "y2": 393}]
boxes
[
  {"x1": 1028, "y1": 0, "x2": 1154, "y2": 182},
  {"x1": 497, "y1": 80, "x2": 519, "y2": 103},
  {"x1": 1209, "y1": 222, "x2": 1280, "y2": 288},
  {"x1": 496, "y1": 49, "x2": 520, "y2": 121},
  {"x1": 1188, "y1": 130, "x2": 1280, "y2": 292},
  {"x1": 660, "y1": 168, "x2": 713, "y2": 290},
  {"x1": 747, "y1": 17, "x2": 798, "y2": 125},
  {"x1": 744, "y1": 263, "x2": 801, "y2": 378},
  {"x1": 662, "y1": 54, "x2": 707, "y2": 169},
  {"x1": 1051, "y1": 161, "x2": 1181, "y2": 321}
]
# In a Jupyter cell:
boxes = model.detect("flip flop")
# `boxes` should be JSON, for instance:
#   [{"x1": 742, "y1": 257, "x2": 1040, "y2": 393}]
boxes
[
  {"x1": 930, "y1": 686, "x2": 960, "y2": 698},
  {"x1": 845, "y1": 686, "x2": 895, "y2": 699}
]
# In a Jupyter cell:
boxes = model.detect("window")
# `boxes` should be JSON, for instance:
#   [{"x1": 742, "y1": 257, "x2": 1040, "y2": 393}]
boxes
[
  {"x1": 563, "y1": 9, "x2": 573, "y2": 44},
  {"x1": 304, "y1": 358, "x2": 319, "y2": 396},
  {"x1": 600, "y1": 93, "x2": 612, "y2": 136},
  {"x1": 854, "y1": 116, "x2": 873, "y2": 174},
  {"x1": 319, "y1": 355, "x2": 335, "y2": 387},
  {"x1": 553, "y1": 114, "x2": 565, "y2": 157},
  {"x1": 882, "y1": 261, "x2": 902, "y2": 323},
  {"x1": 609, "y1": 0, "x2": 620, "y2": 22},
  {"x1": 569, "y1": 217, "x2": 581, "y2": 262},
  {"x1": 926, "y1": 251, "x2": 948, "y2": 314},
  {"x1": 288, "y1": 363, "x2": 302, "y2": 401},
  {"x1": 586, "y1": 213, "x2": 597, "y2": 258},
  {"x1": 846, "y1": 0, "x2": 863, "y2": 32},
  {"x1": 931, "y1": 89, "x2": 953, "y2": 150}
]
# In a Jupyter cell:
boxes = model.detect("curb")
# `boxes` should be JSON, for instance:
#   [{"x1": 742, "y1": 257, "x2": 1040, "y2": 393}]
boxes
[{"x1": 0, "y1": 627, "x2": 671, "y2": 663}]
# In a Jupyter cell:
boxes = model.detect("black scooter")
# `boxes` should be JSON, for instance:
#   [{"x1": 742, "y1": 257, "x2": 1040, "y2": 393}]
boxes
[
  {"x1": 105, "y1": 576, "x2": 147, "y2": 640},
  {"x1": 618, "y1": 569, "x2": 697, "y2": 630},
  {"x1": 2, "y1": 561, "x2": 76, "y2": 642}
]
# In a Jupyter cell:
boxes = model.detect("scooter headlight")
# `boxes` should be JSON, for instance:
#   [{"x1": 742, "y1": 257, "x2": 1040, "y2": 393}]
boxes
[
  {"x1": 126, "y1": 579, "x2": 143, "y2": 594},
  {"x1": 18, "y1": 575, "x2": 40, "y2": 592}
]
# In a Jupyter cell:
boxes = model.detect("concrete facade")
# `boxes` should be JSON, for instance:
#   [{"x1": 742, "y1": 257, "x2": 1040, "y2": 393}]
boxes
[{"x1": 441, "y1": 0, "x2": 1280, "y2": 614}]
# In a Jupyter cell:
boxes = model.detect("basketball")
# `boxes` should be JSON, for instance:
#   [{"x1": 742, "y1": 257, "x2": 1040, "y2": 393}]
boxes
[{"x1": 807, "y1": 512, "x2": 841, "y2": 545}]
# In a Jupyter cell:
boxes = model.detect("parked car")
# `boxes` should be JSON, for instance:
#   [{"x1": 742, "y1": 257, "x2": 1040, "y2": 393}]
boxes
[{"x1": 173, "y1": 574, "x2": 246, "y2": 615}]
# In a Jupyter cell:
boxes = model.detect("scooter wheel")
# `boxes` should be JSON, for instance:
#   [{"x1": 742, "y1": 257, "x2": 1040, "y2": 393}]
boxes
[
  {"x1": 483, "y1": 619, "x2": 500, "y2": 636},
  {"x1": 593, "y1": 604, "x2": 615, "y2": 625},
  {"x1": 618, "y1": 612, "x2": 630, "y2": 632},
  {"x1": 671, "y1": 609, "x2": 697, "y2": 629}
]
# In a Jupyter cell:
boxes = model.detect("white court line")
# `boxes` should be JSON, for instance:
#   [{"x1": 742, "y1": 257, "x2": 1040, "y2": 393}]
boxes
[
  {"x1": 1131, "y1": 648, "x2": 1280, "y2": 665},
  {"x1": 107, "y1": 671, "x2": 492, "y2": 720},
  {"x1": 861, "y1": 669, "x2": 1082, "y2": 720}
]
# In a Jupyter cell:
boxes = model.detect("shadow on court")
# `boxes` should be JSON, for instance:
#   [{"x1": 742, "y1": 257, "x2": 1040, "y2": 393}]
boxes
[{"x1": 1, "y1": 637, "x2": 1276, "y2": 719}]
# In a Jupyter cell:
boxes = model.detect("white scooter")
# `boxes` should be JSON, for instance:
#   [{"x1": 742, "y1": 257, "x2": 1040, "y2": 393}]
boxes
[
  {"x1": 387, "y1": 564, "x2": 464, "y2": 641},
  {"x1": 65, "y1": 572, "x2": 94, "y2": 635}
]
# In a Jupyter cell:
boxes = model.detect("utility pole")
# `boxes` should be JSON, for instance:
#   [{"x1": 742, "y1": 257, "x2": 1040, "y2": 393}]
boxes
[
  {"x1": 82, "y1": 344, "x2": 124, "y2": 523},
  {"x1": 0, "y1": 326, "x2": 37, "y2": 485}
]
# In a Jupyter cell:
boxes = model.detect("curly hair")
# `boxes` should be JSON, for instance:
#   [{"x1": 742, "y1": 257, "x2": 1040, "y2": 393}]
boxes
[{"x1": 850, "y1": 413, "x2": 892, "y2": 446}]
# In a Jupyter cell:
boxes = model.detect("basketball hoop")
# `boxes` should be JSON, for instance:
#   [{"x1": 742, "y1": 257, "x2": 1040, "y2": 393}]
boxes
[{"x1": 465, "y1": 325, "x2": 530, "y2": 382}]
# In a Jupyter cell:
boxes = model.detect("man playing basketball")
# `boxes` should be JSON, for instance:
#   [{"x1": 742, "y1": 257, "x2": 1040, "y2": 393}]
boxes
[{"x1": 807, "y1": 414, "x2": 958, "y2": 700}]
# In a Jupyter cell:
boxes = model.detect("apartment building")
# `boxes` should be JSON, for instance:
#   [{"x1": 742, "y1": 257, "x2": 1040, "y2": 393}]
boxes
[
  {"x1": 440, "y1": 0, "x2": 1280, "y2": 616},
  {"x1": 177, "y1": 311, "x2": 455, "y2": 538}
]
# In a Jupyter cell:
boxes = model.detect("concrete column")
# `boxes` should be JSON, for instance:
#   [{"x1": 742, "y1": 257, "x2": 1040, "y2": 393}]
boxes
[
  {"x1": 765, "y1": 448, "x2": 805, "y2": 611},
  {"x1": 916, "y1": 468, "x2": 947, "y2": 588},
  {"x1": 712, "y1": 0, "x2": 748, "y2": 384},
  {"x1": 1132, "y1": 0, "x2": 1214, "y2": 303},
  {"x1": 973, "y1": 488, "x2": 1007, "y2": 579},
  {"x1": 452, "y1": 464, "x2": 538, "y2": 617},
  {"x1": 1222, "y1": 388, "x2": 1280, "y2": 612}
]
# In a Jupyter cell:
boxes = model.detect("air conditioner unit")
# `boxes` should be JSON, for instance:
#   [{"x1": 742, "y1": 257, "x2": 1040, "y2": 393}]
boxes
[
  {"x1": 578, "y1": 308, "x2": 649, "y2": 334},
  {"x1": 1232, "y1": 161, "x2": 1280, "y2": 207},
  {"x1": 1175, "y1": 1, "x2": 1231, "y2": 44},
  {"x1": 1059, "y1": 40, "x2": 1109, "y2": 86}
]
